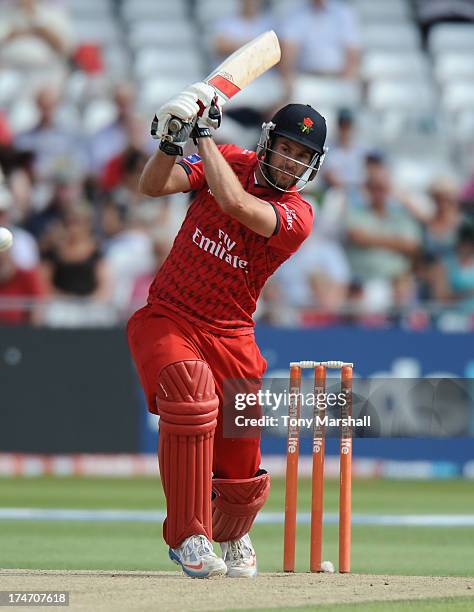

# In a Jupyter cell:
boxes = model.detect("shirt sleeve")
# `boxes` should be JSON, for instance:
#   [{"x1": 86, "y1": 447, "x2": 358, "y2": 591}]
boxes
[
  {"x1": 177, "y1": 153, "x2": 206, "y2": 192},
  {"x1": 177, "y1": 144, "x2": 244, "y2": 192},
  {"x1": 340, "y1": 5, "x2": 361, "y2": 48},
  {"x1": 266, "y1": 197, "x2": 314, "y2": 253}
]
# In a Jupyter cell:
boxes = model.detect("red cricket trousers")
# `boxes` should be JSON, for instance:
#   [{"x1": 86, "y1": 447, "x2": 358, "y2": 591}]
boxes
[{"x1": 127, "y1": 303, "x2": 267, "y2": 479}]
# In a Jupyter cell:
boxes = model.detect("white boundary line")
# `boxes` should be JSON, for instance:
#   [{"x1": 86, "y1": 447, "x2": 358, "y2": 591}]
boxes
[{"x1": 1, "y1": 508, "x2": 474, "y2": 526}]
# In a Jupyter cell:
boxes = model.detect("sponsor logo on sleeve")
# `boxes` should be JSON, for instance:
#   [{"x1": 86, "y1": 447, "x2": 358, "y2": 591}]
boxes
[
  {"x1": 279, "y1": 202, "x2": 297, "y2": 230},
  {"x1": 185, "y1": 154, "x2": 201, "y2": 164}
]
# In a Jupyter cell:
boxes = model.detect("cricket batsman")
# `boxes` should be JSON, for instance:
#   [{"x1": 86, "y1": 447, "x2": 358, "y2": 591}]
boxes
[{"x1": 127, "y1": 82, "x2": 327, "y2": 578}]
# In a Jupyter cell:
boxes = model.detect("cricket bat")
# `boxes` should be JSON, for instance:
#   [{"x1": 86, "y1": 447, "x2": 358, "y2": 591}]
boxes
[{"x1": 168, "y1": 30, "x2": 281, "y2": 134}]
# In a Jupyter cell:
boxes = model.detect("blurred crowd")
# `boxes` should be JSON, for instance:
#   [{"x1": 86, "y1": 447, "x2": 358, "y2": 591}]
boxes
[{"x1": 0, "y1": 0, "x2": 473, "y2": 329}]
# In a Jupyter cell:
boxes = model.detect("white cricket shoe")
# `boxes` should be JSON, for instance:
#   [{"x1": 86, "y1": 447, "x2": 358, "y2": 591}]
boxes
[
  {"x1": 220, "y1": 533, "x2": 257, "y2": 578},
  {"x1": 169, "y1": 534, "x2": 227, "y2": 578}
]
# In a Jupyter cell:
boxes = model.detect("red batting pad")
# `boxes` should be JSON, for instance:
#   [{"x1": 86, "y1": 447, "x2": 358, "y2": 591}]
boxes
[
  {"x1": 208, "y1": 74, "x2": 241, "y2": 100},
  {"x1": 212, "y1": 472, "x2": 270, "y2": 542},
  {"x1": 157, "y1": 360, "x2": 219, "y2": 548}
]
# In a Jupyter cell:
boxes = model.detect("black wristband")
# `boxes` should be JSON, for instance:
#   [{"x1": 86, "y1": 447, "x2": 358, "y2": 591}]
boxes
[
  {"x1": 191, "y1": 124, "x2": 212, "y2": 145},
  {"x1": 159, "y1": 139, "x2": 184, "y2": 156}
]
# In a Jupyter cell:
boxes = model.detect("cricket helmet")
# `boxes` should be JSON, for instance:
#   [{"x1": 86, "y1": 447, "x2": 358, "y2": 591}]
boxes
[{"x1": 257, "y1": 104, "x2": 328, "y2": 192}]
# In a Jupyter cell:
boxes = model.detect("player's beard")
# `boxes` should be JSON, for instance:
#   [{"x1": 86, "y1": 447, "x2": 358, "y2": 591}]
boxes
[{"x1": 268, "y1": 166, "x2": 298, "y2": 190}]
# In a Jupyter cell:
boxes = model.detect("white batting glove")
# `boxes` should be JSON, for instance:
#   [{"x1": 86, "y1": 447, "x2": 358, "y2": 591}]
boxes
[
  {"x1": 152, "y1": 91, "x2": 200, "y2": 141},
  {"x1": 185, "y1": 81, "x2": 217, "y2": 112}
]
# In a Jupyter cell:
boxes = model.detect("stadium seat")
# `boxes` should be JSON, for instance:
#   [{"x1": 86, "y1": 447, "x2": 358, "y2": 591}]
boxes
[
  {"x1": 83, "y1": 99, "x2": 118, "y2": 135},
  {"x1": 7, "y1": 98, "x2": 39, "y2": 135},
  {"x1": 441, "y1": 82, "x2": 474, "y2": 113},
  {"x1": 361, "y1": 52, "x2": 430, "y2": 81},
  {"x1": 392, "y1": 156, "x2": 456, "y2": 191},
  {"x1": 74, "y1": 19, "x2": 121, "y2": 46},
  {"x1": 428, "y1": 24, "x2": 474, "y2": 55},
  {"x1": 122, "y1": 0, "x2": 188, "y2": 22},
  {"x1": 69, "y1": 0, "x2": 113, "y2": 19},
  {"x1": 367, "y1": 79, "x2": 436, "y2": 111},
  {"x1": 0, "y1": 70, "x2": 22, "y2": 106},
  {"x1": 138, "y1": 76, "x2": 192, "y2": 113},
  {"x1": 362, "y1": 23, "x2": 421, "y2": 51},
  {"x1": 195, "y1": 0, "x2": 240, "y2": 25},
  {"x1": 225, "y1": 72, "x2": 284, "y2": 111},
  {"x1": 352, "y1": 0, "x2": 412, "y2": 21},
  {"x1": 434, "y1": 53, "x2": 474, "y2": 84},
  {"x1": 293, "y1": 76, "x2": 362, "y2": 110},
  {"x1": 103, "y1": 45, "x2": 131, "y2": 80},
  {"x1": 128, "y1": 21, "x2": 197, "y2": 51},
  {"x1": 134, "y1": 48, "x2": 204, "y2": 82}
]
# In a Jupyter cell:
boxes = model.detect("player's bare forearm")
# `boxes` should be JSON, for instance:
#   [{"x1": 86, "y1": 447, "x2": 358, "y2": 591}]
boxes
[
  {"x1": 197, "y1": 138, "x2": 246, "y2": 211},
  {"x1": 139, "y1": 150, "x2": 186, "y2": 197},
  {"x1": 198, "y1": 138, "x2": 277, "y2": 237}
]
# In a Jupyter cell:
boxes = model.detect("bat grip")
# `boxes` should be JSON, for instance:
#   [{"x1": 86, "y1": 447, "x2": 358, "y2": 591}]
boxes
[{"x1": 168, "y1": 117, "x2": 182, "y2": 135}]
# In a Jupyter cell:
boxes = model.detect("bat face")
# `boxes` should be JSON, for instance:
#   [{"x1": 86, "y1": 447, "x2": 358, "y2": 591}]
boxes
[
  {"x1": 206, "y1": 30, "x2": 281, "y2": 105},
  {"x1": 164, "y1": 31, "x2": 280, "y2": 137},
  {"x1": 207, "y1": 73, "x2": 241, "y2": 102}
]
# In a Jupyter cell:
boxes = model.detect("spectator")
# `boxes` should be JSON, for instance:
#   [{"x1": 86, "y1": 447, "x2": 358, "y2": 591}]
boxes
[
  {"x1": 24, "y1": 166, "x2": 85, "y2": 253},
  {"x1": 0, "y1": 183, "x2": 39, "y2": 269},
  {"x1": 212, "y1": 0, "x2": 273, "y2": 60},
  {"x1": 0, "y1": 110, "x2": 12, "y2": 146},
  {"x1": 279, "y1": 0, "x2": 360, "y2": 95},
  {"x1": 41, "y1": 204, "x2": 111, "y2": 302},
  {"x1": 210, "y1": 1, "x2": 280, "y2": 128},
  {"x1": 275, "y1": 234, "x2": 350, "y2": 312},
  {"x1": 460, "y1": 162, "x2": 474, "y2": 218},
  {"x1": 422, "y1": 177, "x2": 463, "y2": 259},
  {"x1": 14, "y1": 85, "x2": 88, "y2": 180},
  {"x1": 88, "y1": 83, "x2": 148, "y2": 175},
  {"x1": 345, "y1": 166, "x2": 422, "y2": 283},
  {"x1": 435, "y1": 222, "x2": 474, "y2": 313},
  {"x1": 322, "y1": 108, "x2": 367, "y2": 189},
  {"x1": 0, "y1": 0, "x2": 74, "y2": 84},
  {"x1": 0, "y1": 248, "x2": 45, "y2": 325},
  {"x1": 128, "y1": 236, "x2": 173, "y2": 313},
  {"x1": 101, "y1": 198, "x2": 155, "y2": 312},
  {"x1": 106, "y1": 148, "x2": 150, "y2": 208},
  {"x1": 99, "y1": 115, "x2": 150, "y2": 193}
]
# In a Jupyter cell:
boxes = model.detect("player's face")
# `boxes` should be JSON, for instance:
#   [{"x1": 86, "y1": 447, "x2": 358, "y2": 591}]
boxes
[{"x1": 268, "y1": 137, "x2": 314, "y2": 189}]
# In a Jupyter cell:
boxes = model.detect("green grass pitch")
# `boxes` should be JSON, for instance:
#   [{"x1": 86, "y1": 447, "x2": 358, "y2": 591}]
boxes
[{"x1": 0, "y1": 476, "x2": 473, "y2": 577}]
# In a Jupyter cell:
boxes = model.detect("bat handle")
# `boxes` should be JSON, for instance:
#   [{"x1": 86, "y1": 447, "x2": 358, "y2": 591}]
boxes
[{"x1": 168, "y1": 117, "x2": 182, "y2": 135}]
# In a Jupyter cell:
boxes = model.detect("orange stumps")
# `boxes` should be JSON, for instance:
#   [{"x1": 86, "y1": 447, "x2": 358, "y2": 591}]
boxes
[
  {"x1": 283, "y1": 360, "x2": 354, "y2": 574},
  {"x1": 339, "y1": 365, "x2": 353, "y2": 573},
  {"x1": 310, "y1": 365, "x2": 327, "y2": 572},
  {"x1": 283, "y1": 364, "x2": 302, "y2": 572}
]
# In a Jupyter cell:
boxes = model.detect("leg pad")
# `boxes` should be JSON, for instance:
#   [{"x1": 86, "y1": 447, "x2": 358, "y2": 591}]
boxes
[
  {"x1": 212, "y1": 472, "x2": 270, "y2": 542},
  {"x1": 158, "y1": 360, "x2": 218, "y2": 548}
]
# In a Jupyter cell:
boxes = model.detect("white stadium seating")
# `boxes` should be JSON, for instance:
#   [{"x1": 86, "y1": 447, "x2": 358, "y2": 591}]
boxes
[
  {"x1": 128, "y1": 21, "x2": 197, "y2": 51},
  {"x1": 122, "y1": 0, "x2": 188, "y2": 22},
  {"x1": 428, "y1": 24, "x2": 474, "y2": 55},
  {"x1": 435, "y1": 53, "x2": 474, "y2": 84},
  {"x1": 293, "y1": 76, "x2": 362, "y2": 109},
  {"x1": 351, "y1": 0, "x2": 412, "y2": 21},
  {"x1": 362, "y1": 52, "x2": 430, "y2": 81},
  {"x1": 368, "y1": 79, "x2": 436, "y2": 112},
  {"x1": 134, "y1": 48, "x2": 204, "y2": 82},
  {"x1": 362, "y1": 23, "x2": 421, "y2": 51}
]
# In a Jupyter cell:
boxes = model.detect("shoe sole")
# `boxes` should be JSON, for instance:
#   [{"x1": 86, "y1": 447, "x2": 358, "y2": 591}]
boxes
[
  {"x1": 169, "y1": 548, "x2": 227, "y2": 579},
  {"x1": 225, "y1": 564, "x2": 258, "y2": 578}
]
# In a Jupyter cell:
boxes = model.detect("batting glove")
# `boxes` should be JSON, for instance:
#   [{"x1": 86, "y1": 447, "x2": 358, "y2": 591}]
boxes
[{"x1": 191, "y1": 96, "x2": 222, "y2": 143}]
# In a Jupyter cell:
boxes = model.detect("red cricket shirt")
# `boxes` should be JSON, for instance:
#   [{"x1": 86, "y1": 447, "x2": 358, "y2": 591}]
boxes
[{"x1": 148, "y1": 144, "x2": 314, "y2": 335}]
